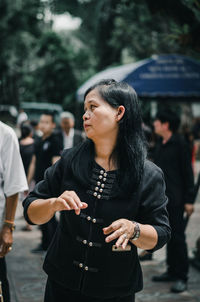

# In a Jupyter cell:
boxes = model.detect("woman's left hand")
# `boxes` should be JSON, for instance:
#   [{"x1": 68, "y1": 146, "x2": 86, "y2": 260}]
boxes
[{"x1": 103, "y1": 219, "x2": 135, "y2": 249}]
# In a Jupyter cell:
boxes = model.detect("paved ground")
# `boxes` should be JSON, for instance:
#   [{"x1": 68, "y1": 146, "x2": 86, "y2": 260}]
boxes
[{"x1": 6, "y1": 196, "x2": 200, "y2": 302}]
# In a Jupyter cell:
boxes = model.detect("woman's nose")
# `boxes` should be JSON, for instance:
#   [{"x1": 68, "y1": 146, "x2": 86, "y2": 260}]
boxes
[{"x1": 83, "y1": 111, "x2": 89, "y2": 120}]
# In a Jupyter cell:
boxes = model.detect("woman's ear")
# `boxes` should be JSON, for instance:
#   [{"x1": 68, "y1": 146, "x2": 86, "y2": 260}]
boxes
[{"x1": 116, "y1": 105, "x2": 125, "y2": 122}]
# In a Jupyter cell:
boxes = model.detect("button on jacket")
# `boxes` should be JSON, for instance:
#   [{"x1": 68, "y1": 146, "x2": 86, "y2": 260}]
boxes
[{"x1": 23, "y1": 146, "x2": 171, "y2": 299}]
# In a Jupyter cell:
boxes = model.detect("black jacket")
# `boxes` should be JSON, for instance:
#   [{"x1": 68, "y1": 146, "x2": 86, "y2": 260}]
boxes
[
  {"x1": 23, "y1": 147, "x2": 170, "y2": 299},
  {"x1": 154, "y1": 134, "x2": 194, "y2": 207},
  {"x1": 34, "y1": 134, "x2": 61, "y2": 183},
  {"x1": 56, "y1": 128, "x2": 84, "y2": 153}
]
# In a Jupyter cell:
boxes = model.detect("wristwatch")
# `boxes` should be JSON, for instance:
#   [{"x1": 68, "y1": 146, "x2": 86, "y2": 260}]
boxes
[
  {"x1": 130, "y1": 221, "x2": 140, "y2": 241},
  {"x1": 3, "y1": 221, "x2": 16, "y2": 232}
]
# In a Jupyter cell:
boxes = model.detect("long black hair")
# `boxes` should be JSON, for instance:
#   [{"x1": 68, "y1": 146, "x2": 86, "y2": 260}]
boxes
[{"x1": 71, "y1": 79, "x2": 147, "y2": 197}]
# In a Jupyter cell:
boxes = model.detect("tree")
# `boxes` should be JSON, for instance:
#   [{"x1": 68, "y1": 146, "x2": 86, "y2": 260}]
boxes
[
  {"x1": 34, "y1": 31, "x2": 77, "y2": 107},
  {"x1": 51, "y1": 0, "x2": 200, "y2": 73},
  {"x1": 0, "y1": 0, "x2": 45, "y2": 106},
  {"x1": 145, "y1": 0, "x2": 200, "y2": 53},
  {"x1": 0, "y1": 0, "x2": 77, "y2": 109}
]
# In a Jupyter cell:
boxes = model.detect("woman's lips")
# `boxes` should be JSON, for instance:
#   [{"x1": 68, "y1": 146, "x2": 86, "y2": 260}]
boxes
[{"x1": 84, "y1": 124, "x2": 91, "y2": 129}]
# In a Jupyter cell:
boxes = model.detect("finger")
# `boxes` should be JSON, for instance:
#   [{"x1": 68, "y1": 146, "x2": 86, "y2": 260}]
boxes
[
  {"x1": 57, "y1": 197, "x2": 71, "y2": 211},
  {"x1": 70, "y1": 191, "x2": 84, "y2": 209},
  {"x1": 0, "y1": 245, "x2": 3, "y2": 258},
  {"x1": 75, "y1": 202, "x2": 89, "y2": 215},
  {"x1": 1, "y1": 243, "x2": 9, "y2": 256},
  {"x1": 5, "y1": 246, "x2": 12, "y2": 255},
  {"x1": 81, "y1": 202, "x2": 88, "y2": 209},
  {"x1": 58, "y1": 198, "x2": 88, "y2": 212},
  {"x1": 62, "y1": 191, "x2": 84, "y2": 210},
  {"x1": 115, "y1": 234, "x2": 127, "y2": 247},
  {"x1": 8, "y1": 246, "x2": 12, "y2": 252},
  {"x1": 62, "y1": 196, "x2": 79, "y2": 210},
  {"x1": 105, "y1": 228, "x2": 123, "y2": 243},
  {"x1": 103, "y1": 222, "x2": 121, "y2": 235},
  {"x1": 75, "y1": 209, "x2": 80, "y2": 215},
  {"x1": 122, "y1": 238, "x2": 129, "y2": 250}
]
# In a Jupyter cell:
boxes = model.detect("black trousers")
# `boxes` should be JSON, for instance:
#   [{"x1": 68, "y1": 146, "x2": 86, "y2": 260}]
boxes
[
  {"x1": 39, "y1": 215, "x2": 58, "y2": 250},
  {"x1": 0, "y1": 257, "x2": 10, "y2": 302},
  {"x1": 44, "y1": 278, "x2": 135, "y2": 302},
  {"x1": 167, "y1": 206, "x2": 189, "y2": 282}
]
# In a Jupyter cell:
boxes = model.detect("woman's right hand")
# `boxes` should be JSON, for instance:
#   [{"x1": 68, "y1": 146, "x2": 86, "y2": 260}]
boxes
[{"x1": 52, "y1": 190, "x2": 88, "y2": 215}]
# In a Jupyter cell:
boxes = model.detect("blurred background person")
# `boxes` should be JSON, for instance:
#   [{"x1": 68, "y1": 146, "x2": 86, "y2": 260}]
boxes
[
  {"x1": 27, "y1": 112, "x2": 60, "y2": 253},
  {"x1": 190, "y1": 236, "x2": 200, "y2": 271},
  {"x1": 19, "y1": 123, "x2": 35, "y2": 231},
  {"x1": 30, "y1": 120, "x2": 43, "y2": 140},
  {"x1": 16, "y1": 109, "x2": 28, "y2": 128},
  {"x1": 152, "y1": 109, "x2": 194, "y2": 293},
  {"x1": 192, "y1": 117, "x2": 200, "y2": 140},
  {"x1": 19, "y1": 123, "x2": 34, "y2": 176},
  {"x1": 57, "y1": 111, "x2": 84, "y2": 153},
  {"x1": 181, "y1": 124, "x2": 196, "y2": 172}
]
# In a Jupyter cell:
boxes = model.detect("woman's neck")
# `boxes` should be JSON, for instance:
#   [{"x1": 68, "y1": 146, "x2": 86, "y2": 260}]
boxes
[{"x1": 94, "y1": 138, "x2": 117, "y2": 171}]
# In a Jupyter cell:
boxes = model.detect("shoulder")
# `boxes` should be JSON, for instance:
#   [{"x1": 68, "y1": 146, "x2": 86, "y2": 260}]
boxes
[
  {"x1": 0, "y1": 122, "x2": 18, "y2": 147},
  {"x1": 138, "y1": 160, "x2": 166, "y2": 199},
  {"x1": 144, "y1": 159, "x2": 163, "y2": 174},
  {"x1": 61, "y1": 140, "x2": 90, "y2": 160},
  {"x1": 0, "y1": 122, "x2": 17, "y2": 140},
  {"x1": 54, "y1": 128, "x2": 63, "y2": 138},
  {"x1": 142, "y1": 160, "x2": 164, "y2": 184},
  {"x1": 48, "y1": 133, "x2": 61, "y2": 145},
  {"x1": 60, "y1": 140, "x2": 92, "y2": 175},
  {"x1": 172, "y1": 133, "x2": 186, "y2": 146},
  {"x1": 49, "y1": 143, "x2": 89, "y2": 177},
  {"x1": 34, "y1": 136, "x2": 42, "y2": 148}
]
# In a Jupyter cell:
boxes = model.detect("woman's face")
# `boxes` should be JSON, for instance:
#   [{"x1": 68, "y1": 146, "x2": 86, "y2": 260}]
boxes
[{"x1": 83, "y1": 89, "x2": 119, "y2": 141}]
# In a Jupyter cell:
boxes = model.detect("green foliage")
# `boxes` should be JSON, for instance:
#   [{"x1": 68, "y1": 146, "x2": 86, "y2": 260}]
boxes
[
  {"x1": 0, "y1": 1, "x2": 77, "y2": 109},
  {"x1": 52, "y1": 0, "x2": 200, "y2": 69},
  {"x1": 0, "y1": 0, "x2": 45, "y2": 105},
  {"x1": 34, "y1": 32, "x2": 76, "y2": 105},
  {"x1": 1, "y1": 0, "x2": 199, "y2": 111}
]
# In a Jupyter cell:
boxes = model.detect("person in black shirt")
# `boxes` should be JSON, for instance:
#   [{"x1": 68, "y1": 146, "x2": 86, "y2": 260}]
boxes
[
  {"x1": 28, "y1": 112, "x2": 60, "y2": 252},
  {"x1": 152, "y1": 109, "x2": 194, "y2": 293},
  {"x1": 19, "y1": 123, "x2": 34, "y2": 176},
  {"x1": 19, "y1": 123, "x2": 35, "y2": 231},
  {"x1": 23, "y1": 80, "x2": 170, "y2": 302}
]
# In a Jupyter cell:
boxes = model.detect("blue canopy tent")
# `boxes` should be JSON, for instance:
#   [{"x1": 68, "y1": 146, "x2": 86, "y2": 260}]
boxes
[{"x1": 76, "y1": 54, "x2": 200, "y2": 102}]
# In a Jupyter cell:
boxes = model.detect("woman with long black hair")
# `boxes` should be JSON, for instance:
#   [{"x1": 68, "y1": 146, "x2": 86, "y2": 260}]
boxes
[{"x1": 23, "y1": 79, "x2": 170, "y2": 302}]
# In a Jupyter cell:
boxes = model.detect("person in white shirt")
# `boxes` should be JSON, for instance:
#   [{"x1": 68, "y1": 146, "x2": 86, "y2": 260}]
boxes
[
  {"x1": 57, "y1": 111, "x2": 84, "y2": 152},
  {"x1": 0, "y1": 121, "x2": 28, "y2": 302}
]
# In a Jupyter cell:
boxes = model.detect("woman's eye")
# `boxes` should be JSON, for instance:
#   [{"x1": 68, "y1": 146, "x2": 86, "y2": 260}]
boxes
[{"x1": 90, "y1": 105, "x2": 96, "y2": 110}]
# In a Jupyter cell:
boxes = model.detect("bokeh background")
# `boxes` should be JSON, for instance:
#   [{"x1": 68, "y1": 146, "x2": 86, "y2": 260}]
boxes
[{"x1": 1, "y1": 0, "x2": 199, "y2": 115}]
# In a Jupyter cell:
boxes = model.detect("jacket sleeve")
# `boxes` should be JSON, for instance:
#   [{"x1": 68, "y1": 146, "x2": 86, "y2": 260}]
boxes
[
  {"x1": 23, "y1": 152, "x2": 66, "y2": 225},
  {"x1": 136, "y1": 161, "x2": 171, "y2": 252}
]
